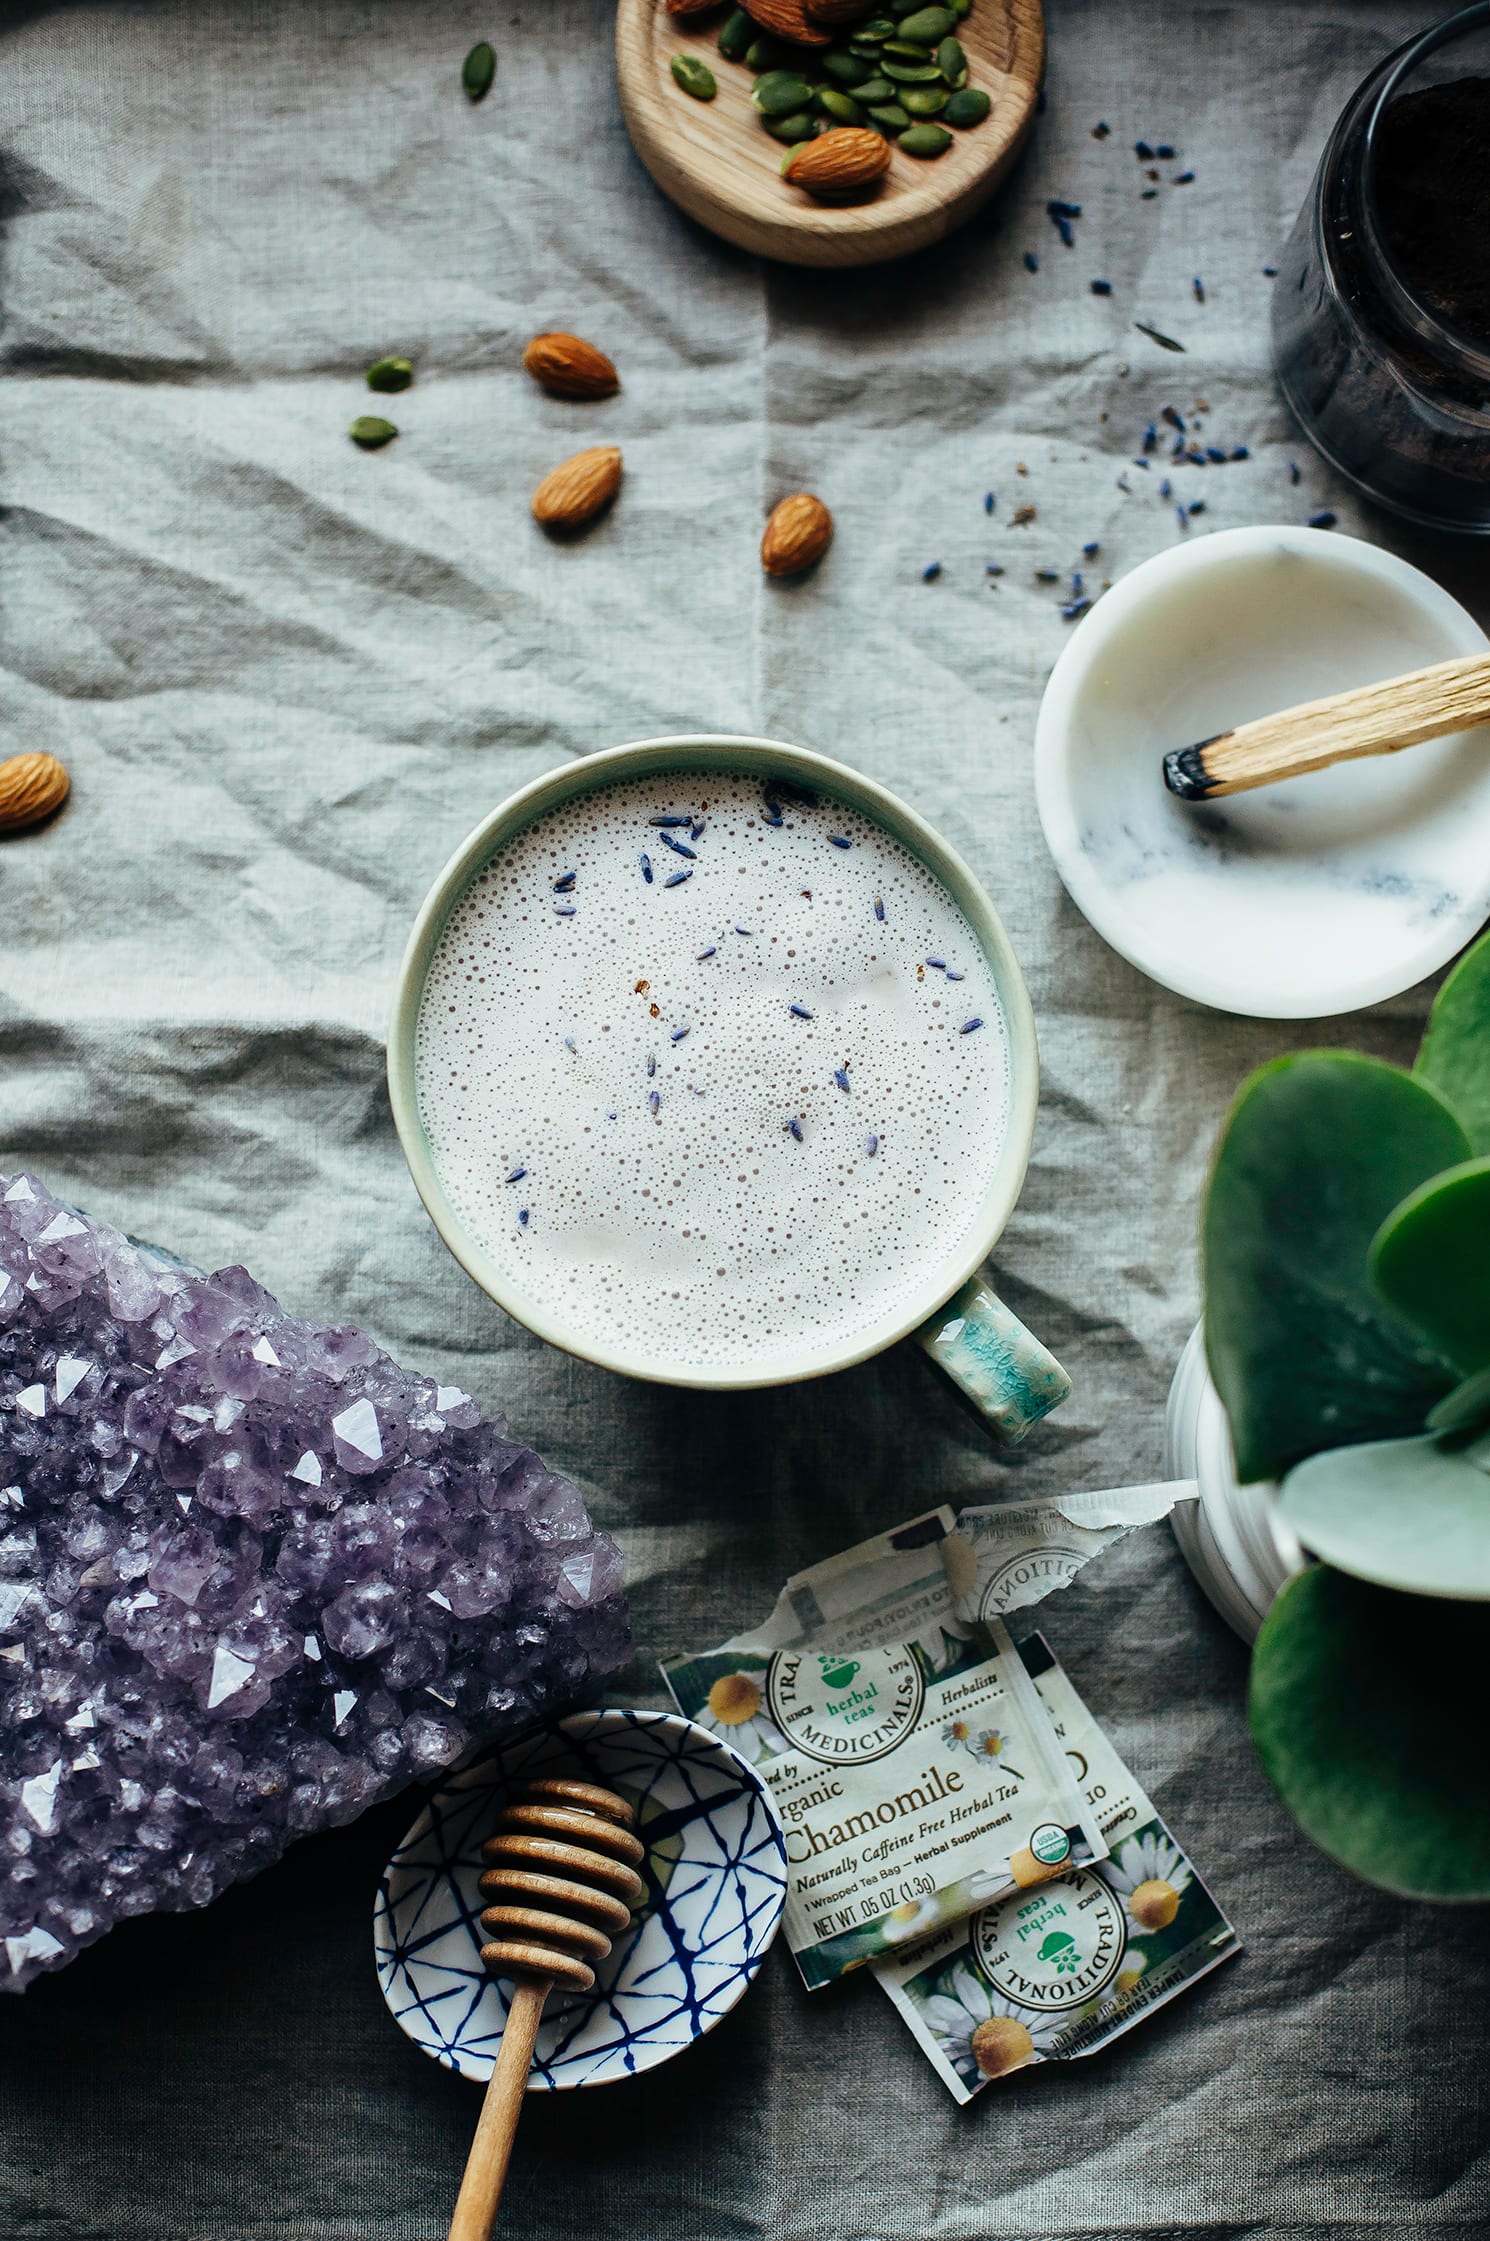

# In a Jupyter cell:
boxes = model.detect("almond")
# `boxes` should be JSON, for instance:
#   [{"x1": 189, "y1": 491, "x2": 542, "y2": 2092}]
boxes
[
  {"x1": 0, "y1": 752, "x2": 69, "y2": 834},
  {"x1": 522, "y1": 332, "x2": 620, "y2": 401},
  {"x1": 665, "y1": 0, "x2": 725, "y2": 13},
  {"x1": 804, "y1": 0, "x2": 873, "y2": 21},
  {"x1": 761, "y1": 492, "x2": 833, "y2": 577},
  {"x1": 532, "y1": 446, "x2": 623, "y2": 531},
  {"x1": 740, "y1": 0, "x2": 832, "y2": 47},
  {"x1": 782, "y1": 127, "x2": 890, "y2": 198}
]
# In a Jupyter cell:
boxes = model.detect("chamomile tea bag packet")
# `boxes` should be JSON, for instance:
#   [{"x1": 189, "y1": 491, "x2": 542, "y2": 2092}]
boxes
[
  {"x1": 943, "y1": 1482, "x2": 1198, "y2": 1625},
  {"x1": 661, "y1": 1510, "x2": 1110, "y2": 1991},
  {"x1": 876, "y1": 1645, "x2": 1241, "y2": 2103}
]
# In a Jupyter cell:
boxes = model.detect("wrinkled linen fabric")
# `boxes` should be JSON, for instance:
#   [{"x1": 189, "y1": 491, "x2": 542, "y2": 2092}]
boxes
[{"x1": 1, "y1": 3, "x2": 1487, "y2": 2237}]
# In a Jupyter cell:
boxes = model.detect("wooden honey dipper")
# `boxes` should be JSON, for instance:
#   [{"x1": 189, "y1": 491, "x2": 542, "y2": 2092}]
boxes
[{"x1": 446, "y1": 1776, "x2": 647, "y2": 2241}]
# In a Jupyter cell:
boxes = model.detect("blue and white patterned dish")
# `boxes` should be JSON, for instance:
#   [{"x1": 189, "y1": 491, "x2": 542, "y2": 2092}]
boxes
[{"x1": 373, "y1": 1707, "x2": 788, "y2": 2089}]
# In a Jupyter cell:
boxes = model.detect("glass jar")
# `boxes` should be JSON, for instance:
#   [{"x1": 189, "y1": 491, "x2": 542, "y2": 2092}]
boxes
[{"x1": 1272, "y1": 4, "x2": 1490, "y2": 535}]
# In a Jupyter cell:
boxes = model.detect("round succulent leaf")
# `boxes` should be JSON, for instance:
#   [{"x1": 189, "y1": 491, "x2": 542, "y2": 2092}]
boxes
[
  {"x1": 1370, "y1": 1156, "x2": 1490, "y2": 1375},
  {"x1": 1279, "y1": 1432, "x2": 1490, "y2": 1600},
  {"x1": 1250, "y1": 1565, "x2": 1490, "y2": 1899},
  {"x1": 1416, "y1": 928, "x2": 1490, "y2": 1156},
  {"x1": 1203, "y1": 1053, "x2": 1468, "y2": 1484}
]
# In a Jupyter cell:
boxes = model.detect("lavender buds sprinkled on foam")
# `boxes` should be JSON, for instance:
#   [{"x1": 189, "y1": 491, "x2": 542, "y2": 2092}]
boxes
[
  {"x1": 873, "y1": 898, "x2": 885, "y2": 922},
  {"x1": 671, "y1": 1026, "x2": 689, "y2": 1043},
  {"x1": 640, "y1": 853, "x2": 654, "y2": 883},
  {"x1": 649, "y1": 815, "x2": 690, "y2": 827},
  {"x1": 517, "y1": 1208, "x2": 530, "y2": 1227},
  {"x1": 834, "y1": 1068, "x2": 851, "y2": 1092},
  {"x1": 789, "y1": 1004, "x2": 813, "y2": 1021},
  {"x1": 552, "y1": 871, "x2": 577, "y2": 893},
  {"x1": 664, "y1": 869, "x2": 693, "y2": 887},
  {"x1": 649, "y1": 1089, "x2": 660, "y2": 1115},
  {"x1": 696, "y1": 946, "x2": 717, "y2": 961},
  {"x1": 960, "y1": 1018, "x2": 984, "y2": 1033},
  {"x1": 828, "y1": 834, "x2": 852, "y2": 849},
  {"x1": 865, "y1": 1134, "x2": 879, "y2": 1157},
  {"x1": 505, "y1": 1166, "x2": 527, "y2": 1183},
  {"x1": 786, "y1": 1116, "x2": 804, "y2": 1142},
  {"x1": 659, "y1": 831, "x2": 696, "y2": 860}
]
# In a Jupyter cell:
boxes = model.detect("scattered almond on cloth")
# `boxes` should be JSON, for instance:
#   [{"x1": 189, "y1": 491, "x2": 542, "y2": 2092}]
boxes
[
  {"x1": 761, "y1": 492, "x2": 834, "y2": 575},
  {"x1": 532, "y1": 446, "x2": 624, "y2": 531},
  {"x1": 0, "y1": 752, "x2": 69, "y2": 833},
  {"x1": 523, "y1": 333, "x2": 621, "y2": 399}
]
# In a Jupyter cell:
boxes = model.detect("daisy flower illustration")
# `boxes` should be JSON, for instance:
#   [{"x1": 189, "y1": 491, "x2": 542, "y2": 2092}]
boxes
[
  {"x1": 942, "y1": 1716, "x2": 975, "y2": 1751},
  {"x1": 881, "y1": 1894, "x2": 944, "y2": 1943},
  {"x1": 1115, "y1": 1947, "x2": 1150, "y2": 1994},
  {"x1": 696, "y1": 1668, "x2": 787, "y2": 1764},
  {"x1": 923, "y1": 1962, "x2": 1062, "y2": 2083},
  {"x1": 1105, "y1": 1830, "x2": 1192, "y2": 1933}
]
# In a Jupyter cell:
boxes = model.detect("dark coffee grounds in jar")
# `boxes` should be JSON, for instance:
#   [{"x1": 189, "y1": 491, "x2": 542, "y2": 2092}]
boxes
[{"x1": 1373, "y1": 75, "x2": 1490, "y2": 347}]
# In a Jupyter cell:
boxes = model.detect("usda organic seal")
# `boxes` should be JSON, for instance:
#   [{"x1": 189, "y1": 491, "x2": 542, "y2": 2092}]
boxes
[
  {"x1": 974, "y1": 1869, "x2": 1126, "y2": 2010},
  {"x1": 766, "y1": 1645, "x2": 925, "y2": 1765}
]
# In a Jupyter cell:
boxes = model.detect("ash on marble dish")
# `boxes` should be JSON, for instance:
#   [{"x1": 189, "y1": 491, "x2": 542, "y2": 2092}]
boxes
[
  {"x1": 876, "y1": 1648, "x2": 1239, "y2": 2102},
  {"x1": 0, "y1": 1172, "x2": 629, "y2": 1991}
]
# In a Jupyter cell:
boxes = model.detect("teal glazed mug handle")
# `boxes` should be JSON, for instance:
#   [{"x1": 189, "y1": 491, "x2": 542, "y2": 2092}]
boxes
[{"x1": 912, "y1": 1278, "x2": 1072, "y2": 1443}]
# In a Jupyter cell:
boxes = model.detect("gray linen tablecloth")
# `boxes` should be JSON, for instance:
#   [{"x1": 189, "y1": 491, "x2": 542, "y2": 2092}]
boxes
[{"x1": 2, "y1": 3, "x2": 1488, "y2": 2235}]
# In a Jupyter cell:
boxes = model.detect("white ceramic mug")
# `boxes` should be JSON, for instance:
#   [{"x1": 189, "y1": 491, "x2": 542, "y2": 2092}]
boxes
[{"x1": 387, "y1": 736, "x2": 1070, "y2": 1441}]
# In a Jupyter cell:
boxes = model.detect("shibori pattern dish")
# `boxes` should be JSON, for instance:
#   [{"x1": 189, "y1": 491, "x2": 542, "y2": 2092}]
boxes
[{"x1": 374, "y1": 1708, "x2": 788, "y2": 2088}]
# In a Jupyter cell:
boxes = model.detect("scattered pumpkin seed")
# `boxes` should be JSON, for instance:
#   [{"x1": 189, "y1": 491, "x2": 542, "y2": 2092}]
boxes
[
  {"x1": 882, "y1": 57, "x2": 943, "y2": 79},
  {"x1": 882, "y1": 37, "x2": 931, "y2": 54},
  {"x1": 816, "y1": 87, "x2": 866, "y2": 123},
  {"x1": 823, "y1": 49, "x2": 867, "y2": 82},
  {"x1": 764, "y1": 109, "x2": 817, "y2": 141},
  {"x1": 895, "y1": 6, "x2": 956, "y2": 42},
  {"x1": 744, "y1": 34, "x2": 787, "y2": 68},
  {"x1": 718, "y1": 7, "x2": 753, "y2": 59},
  {"x1": 461, "y1": 40, "x2": 496, "y2": 101},
  {"x1": 753, "y1": 72, "x2": 814, "y2": 113},
  {"x1": 672, "y1": 53, "x2": 717, "y2": 99},
  {"x1": 937, "y1": 36, "x2": 967, "y2": 82},
  {"x1": 349, "y1": 416, "x2": 398, "y2": 449},
  {"x1": 849, "y1": 75, "x2": 896, "y2": 102},
  {"x1": 902, "y1": 83, "x2": 949, "y2": 112},
  {"x1": 860, "y1": 16, "x2": 898, "y2": 34},
  {"x1": 866, "y1": 101, "x2": 911, "y2": 128},
  {"x1": 365, "y1": 356, "x2": 413, "y2": 394},
  {"x1": 943, "y1": 85, "x2": 990, "y2": 125},
  {"x1": 898, "y1": 121, "x2": 952, "y2": 154}
]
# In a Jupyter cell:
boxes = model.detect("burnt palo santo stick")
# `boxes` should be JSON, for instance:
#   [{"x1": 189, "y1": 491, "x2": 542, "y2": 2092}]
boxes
[{"x1": 1161, "y1": 651, "x2": 1490, "y2": 800}]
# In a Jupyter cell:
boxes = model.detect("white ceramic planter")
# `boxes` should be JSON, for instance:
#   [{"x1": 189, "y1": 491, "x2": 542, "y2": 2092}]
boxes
[{"x1": 1165, "y1": 1326, "x2": 1303, "y2": 1642}]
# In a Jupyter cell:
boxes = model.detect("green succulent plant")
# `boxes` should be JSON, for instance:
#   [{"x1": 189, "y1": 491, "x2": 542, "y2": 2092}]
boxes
[{"x1": 1203, "y1": 928, "x2": 1490, "y2": 1903}]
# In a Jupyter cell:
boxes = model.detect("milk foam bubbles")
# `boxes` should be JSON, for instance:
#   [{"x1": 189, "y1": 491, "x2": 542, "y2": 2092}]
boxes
[{"x1": 415, "y1": 771, "x2": 1011, "y2": 1373}]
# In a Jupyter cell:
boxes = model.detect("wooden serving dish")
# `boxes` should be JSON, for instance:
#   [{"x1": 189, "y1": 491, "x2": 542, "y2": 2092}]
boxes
[{"x1": 615, "y1": 0, "x2": 1045, "y2": 268}]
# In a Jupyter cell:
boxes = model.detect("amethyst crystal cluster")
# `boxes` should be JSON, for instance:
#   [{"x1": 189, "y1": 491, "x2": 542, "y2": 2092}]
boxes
[{"x1": 0, "y1": 1173, "x2": 629, "y2": 1990}]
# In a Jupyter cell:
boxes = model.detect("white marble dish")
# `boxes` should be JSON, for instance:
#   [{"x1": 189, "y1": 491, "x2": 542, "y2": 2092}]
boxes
[{"x1": 1034, "y1": 527, "x2": 1490, "y2": 1018}]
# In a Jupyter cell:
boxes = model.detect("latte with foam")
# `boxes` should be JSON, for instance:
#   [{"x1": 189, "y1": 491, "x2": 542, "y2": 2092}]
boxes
[{"x1": 415, "y1": 770, "x2": 1011, "y2": 1375}]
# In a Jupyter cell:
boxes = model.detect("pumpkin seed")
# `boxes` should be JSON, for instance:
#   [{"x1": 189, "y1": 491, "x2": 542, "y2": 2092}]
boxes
[
  {"x1": 753, "y1": 72, "x2": 814, "y2": 113},
  {"x1": 847, "y1": 39, "x2": 886, "y2": 58},
  {"x1": 849, "y1": 75, "x2": 896, "y2": 102},
  {"x1": 866, "y1": 101, "x2": 910, "y2": 128},
  {"x1": 718, "y1": 7, "x2": 753, "y2": 59},
  {"x1": 764, "y1": 109, "x2": 817, "y2": 141},
  {"x1": 882, "y1": 58, "x2": 943, "y2": 79},
  {"x1": 897, "y1": 121, "x2": 952, "y2": 155},
  {"x1": 895, "y1": 6, "x2": 956, "y2": 43},
  {"x1": 860, "y1": 16, "x2": 898, "y2": 34},
  {"x1": 943, "y1": 85, "x2": 990, "y2": 125},
  {"x1": 882, "y1": 38, "x2": 933, "y2": 56},
  {"x1": 365, "y1": 356, "x2": 413, "y2": 393},
  {"x1": 672, "y1": 53, "x2": 717, "y2": 99},
  {"x1": 901, "y1": 83, "x2": 948, "y2": 112},
  {"x1": 461, "y1": 40, "x2": 496, "y2": 101},
  {"x1": 744, "y1": 34, "x2": 787, "y2": 69},
  {"x1": 349, "y1": 416, "x2": 398, "y2": 449},
  {"x1": 823, "y1": 48, "x2": 868, "y2": 81},
  {"x1": 816, "y1": 86, "x2": 865, "y2": 123},
  {"x1": 936, "y1": 36, "x2": 966, "y2": 83}
]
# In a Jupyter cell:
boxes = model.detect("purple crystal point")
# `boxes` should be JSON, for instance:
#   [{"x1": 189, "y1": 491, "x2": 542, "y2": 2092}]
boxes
[{"x1": 0, "y1": 1173, "x2": 630, "y2": 1991}]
